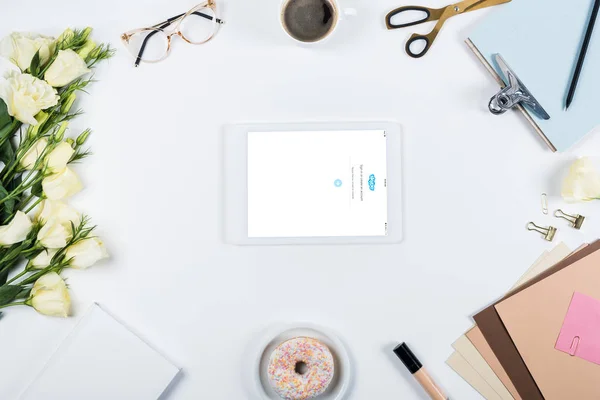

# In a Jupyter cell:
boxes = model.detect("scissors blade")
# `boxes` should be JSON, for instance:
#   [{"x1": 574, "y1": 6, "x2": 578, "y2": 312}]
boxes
[{"x1": 459, "y1": 0, "x2": 512, "y2": 14}]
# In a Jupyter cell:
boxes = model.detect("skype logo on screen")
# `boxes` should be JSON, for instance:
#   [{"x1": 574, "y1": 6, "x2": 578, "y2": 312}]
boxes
[{"x1": 368, "y1": 174, "x2": 376, "y2": 191}]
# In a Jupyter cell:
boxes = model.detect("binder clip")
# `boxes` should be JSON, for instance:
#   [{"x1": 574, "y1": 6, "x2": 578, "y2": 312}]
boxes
[
  {"x1": 554, "y1": 209, "x2": 585, "y2": 230},
  {"x1": 527, "y1": 222, "x2": 557, "y2": 242},
  {"x1": 488, "y1": 54, "x2": 551, "y2": 120}
]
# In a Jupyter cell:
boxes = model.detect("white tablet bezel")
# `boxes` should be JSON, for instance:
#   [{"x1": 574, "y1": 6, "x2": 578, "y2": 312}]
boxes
[{"x1": 223, "y1": 121, "x2": 403, "y2": 245}]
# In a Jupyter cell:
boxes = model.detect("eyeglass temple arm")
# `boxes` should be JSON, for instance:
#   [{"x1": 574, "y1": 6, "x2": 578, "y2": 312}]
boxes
[{"x1": 135, "y1": 11, "x2": 224, "y2": 67}]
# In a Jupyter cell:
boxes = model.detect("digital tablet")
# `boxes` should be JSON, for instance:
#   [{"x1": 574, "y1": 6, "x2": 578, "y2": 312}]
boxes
[{"x1": 223, "y1": 122, "x2": 403, "y2": 245}]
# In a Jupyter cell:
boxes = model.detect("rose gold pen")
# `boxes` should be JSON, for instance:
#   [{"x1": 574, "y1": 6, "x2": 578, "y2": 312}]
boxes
[{"x1": 393, "y1": 343, "x2": 449, "y2": 400}]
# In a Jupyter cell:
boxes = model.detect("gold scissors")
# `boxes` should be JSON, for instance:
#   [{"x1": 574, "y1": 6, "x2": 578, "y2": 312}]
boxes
[{"x1": 385, "y1": 0, "x2": 511, "y2": 58}]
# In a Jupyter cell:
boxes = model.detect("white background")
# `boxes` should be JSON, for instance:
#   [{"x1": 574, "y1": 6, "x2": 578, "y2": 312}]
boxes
[{"x1": 1, "y1": 0, "x2": 600, "y2": 399}]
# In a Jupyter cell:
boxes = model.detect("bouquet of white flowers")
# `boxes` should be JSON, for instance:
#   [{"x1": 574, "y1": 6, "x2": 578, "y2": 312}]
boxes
[{"x1": 0, "y1": 28, "x2": 112, "y2": 319}]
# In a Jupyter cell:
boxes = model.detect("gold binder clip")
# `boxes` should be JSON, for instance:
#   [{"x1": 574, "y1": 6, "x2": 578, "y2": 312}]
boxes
[
  {"x1": 554, "y1": 209, "x2": 585, "y2": 230},
  {"x1": 527, "y1": 222, "x2": 557, "y2": 241}
]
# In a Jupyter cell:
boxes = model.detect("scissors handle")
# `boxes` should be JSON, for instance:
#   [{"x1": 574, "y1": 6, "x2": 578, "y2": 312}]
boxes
[
  {"x1": 405, "y1": 32, "x2": 435, "y2": 58},
  {"x1": 385, "y1": 5, "x2": 444, "y2": 29}
]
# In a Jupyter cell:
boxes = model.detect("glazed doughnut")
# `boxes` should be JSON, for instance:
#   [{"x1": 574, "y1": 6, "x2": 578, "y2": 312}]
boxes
[{"x1": 268, "y1": 337, "x2": 335, "y2": 400}]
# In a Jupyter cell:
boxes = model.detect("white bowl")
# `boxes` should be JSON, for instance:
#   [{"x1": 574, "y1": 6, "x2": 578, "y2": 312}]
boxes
[{"x1": 251, "y1": 323, "x2": 352, "y2": 400}]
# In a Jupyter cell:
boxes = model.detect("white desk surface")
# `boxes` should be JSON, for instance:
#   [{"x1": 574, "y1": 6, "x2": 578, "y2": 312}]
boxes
[{"x1": 1, "y1": 0, "x2": 600, "y2": 399}]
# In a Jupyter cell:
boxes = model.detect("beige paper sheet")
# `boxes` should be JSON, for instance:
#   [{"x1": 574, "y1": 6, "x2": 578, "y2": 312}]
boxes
[
  {"x1": 447, "y1": 352, "x2": 502, "y2": 400},
  {"x1": 495, "y1": 247, "x2": 600, "y2": 399},
  {"x1": 448, "y1": 243, "x2": 571, "y2": 399},
  {"x1": 452, "y1": 336, "x2": 514, "y2": 399},
  {"x1": 467, "y1": 327, "x2": 521, "y2": 400}
]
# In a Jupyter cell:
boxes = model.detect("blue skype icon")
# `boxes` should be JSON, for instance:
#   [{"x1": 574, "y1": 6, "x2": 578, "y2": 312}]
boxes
[
  {"x1": 334, "y1": 179, "x2": 343, "y2": 187},
  {"x1": 368, "y1": 174, "x2": 376, "y2": 191}
]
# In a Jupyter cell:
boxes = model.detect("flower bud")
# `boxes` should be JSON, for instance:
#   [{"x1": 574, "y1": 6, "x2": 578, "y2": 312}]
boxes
[
  {"x1": 76, "y1": 129, "x2": 91, "y2": 146},
  {"x1": 88, "y1": 45, "x2": 103, "y2": 60},
  {"x1": 54, "y1": 122, "x2": 68, "y2": 142},
  {"x1": 44, "y1": 49, "x2": 90, "y2": 87},
  {"x1": 42, "y1": 167, "x2": 83, "y2": 200},
  {"x1": 57, "y1": 28, "x2": 74, "y2": 48},
  {"x1": 80, "y1": 27, "x2": 93, "y2": 42},
  {"x1": 65, "y1": 238, "x2": 108, "y2": 269},
  {"x1": 60, "y1": 93, "x2": 76, "y2": 114},
  {"x1": 28, "y1": 111, "x2": 50, "y2": 138},
  {"x1": 562, "y1": 157, "x2": 600, "y2": 202},
  {"x1": 66, "y1": 138, "x2": 75, "y2": 147},
  {"x1": 46, "y1": 142, "x2": 74, "y2": 173},
  {"x1": 28, "y1": 272, "x2": 70, "y2": 317},
  {"x1": 0, "y1": 211, "x2": 33, "y2": 246},
  {"x1": 21, "y1": 138, "x2": 48, "y2": 170},
  {"x1": 77, "y1": 40, "x2": 96, "y2": 60}
]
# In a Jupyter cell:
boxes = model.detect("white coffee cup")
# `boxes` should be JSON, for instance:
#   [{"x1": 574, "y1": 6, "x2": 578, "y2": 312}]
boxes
[{"x1": 279, "y1": 0, "x2": 357, "y2": 44}]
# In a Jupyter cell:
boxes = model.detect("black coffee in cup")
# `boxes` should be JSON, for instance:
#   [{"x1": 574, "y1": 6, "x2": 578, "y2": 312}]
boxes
[{"x1": 281, "y1": 0, "x2": 338, "y2": 43}]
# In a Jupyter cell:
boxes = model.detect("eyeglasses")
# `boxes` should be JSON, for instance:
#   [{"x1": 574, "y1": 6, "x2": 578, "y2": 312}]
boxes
[{"x1": 121, "y1": 1, "x2": 224, "y2": 67}]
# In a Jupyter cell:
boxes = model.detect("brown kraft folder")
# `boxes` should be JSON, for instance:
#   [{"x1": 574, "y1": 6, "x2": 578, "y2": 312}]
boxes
[
  {"x1": 495, "y1": 247, "x2": 600, "y2": 399},
  {"x1": 473, "y1": 242, "x2": 600, "y2": 400}
]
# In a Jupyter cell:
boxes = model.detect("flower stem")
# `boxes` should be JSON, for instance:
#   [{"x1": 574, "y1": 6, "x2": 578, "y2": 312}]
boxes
[
  {"x1": 24, "y1": 198, "x2": 43, "y2": 214},
  {"x1": 5, "y1": 269, "x2": 28, "y2": 285},
  {"x1": 0, "y1": 301, "x2": 26, "y2": 310}
]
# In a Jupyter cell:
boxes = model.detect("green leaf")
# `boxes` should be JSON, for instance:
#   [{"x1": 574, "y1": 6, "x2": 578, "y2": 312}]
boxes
[
  {"x1": 1, "y1": 176, "x2": 22, "y2": 222},
  {"x1": 0, "y1": 138, "x2": 15, "y2": 166},
  {"x1": 0, "y1": 184, "x2": 9, "y2": 204},
  {"x1": 15, "y1": 288, "x2": 31, "y2": 300},
  {"x1": 31, "y1": 180, "x2": 43, "y2": 198},
  {"x1": 0, "y1": 183, "x2": 14, "y2": 222},
  {"x1": 29, "y1": 50, "x2": 41, "y2": 77},
  {"x1": 0, "y1": 285, "x2": 22, "y2": 306},
  {"x1": 0, "y1": 99, "x2": 11, "y2": 131},
  {"x1": 6, "y1": 175, "x2": 21, "y2": 193},
  {"x1": 0, "y1": 120, "x2": 18, "y2": 143}
]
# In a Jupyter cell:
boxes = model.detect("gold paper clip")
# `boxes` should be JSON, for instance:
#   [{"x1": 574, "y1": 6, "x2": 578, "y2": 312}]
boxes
[
  {"x1": 554, "y1": 209, "x2": 585, "y2": 230},
  {"x1": 527, "y1": 222, "x2": 557, "y2": 241}
]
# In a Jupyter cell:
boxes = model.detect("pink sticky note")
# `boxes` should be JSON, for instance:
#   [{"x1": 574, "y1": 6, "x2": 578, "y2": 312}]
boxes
[{"x1": 555, "y1": 292, "x2": 600, "y2": 365}]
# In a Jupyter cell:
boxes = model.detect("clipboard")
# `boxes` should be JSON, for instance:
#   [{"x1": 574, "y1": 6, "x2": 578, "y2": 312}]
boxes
[{"x1": 466, "y1": 0, "x2": 600, "y2": 152}]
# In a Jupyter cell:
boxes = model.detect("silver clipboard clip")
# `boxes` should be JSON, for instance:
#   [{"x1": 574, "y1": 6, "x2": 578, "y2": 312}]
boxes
[{"x1": 488, "y1": 54, "x2": 551, "y2": 120}]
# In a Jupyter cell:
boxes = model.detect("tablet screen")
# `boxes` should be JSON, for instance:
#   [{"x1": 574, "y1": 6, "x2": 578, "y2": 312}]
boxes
[{"x1": 247, "y1": 130, "x2": 388, "y2": 238}]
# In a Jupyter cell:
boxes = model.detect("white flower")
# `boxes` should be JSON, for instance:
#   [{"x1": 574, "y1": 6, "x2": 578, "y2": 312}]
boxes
[
  {"x1": 46, "y1": 142, "x2": 74, "y2": 173},
  {"x1": 20, "y1": 138, "x2": 48, "y2": 170},
  {"x1": 44, "y1": 49, "x2": 90, "y2": 88},
  {"x1": 562, "y1": 157, "x2": 600, "y2": 202},
  {"x1": 42, "y1": 167, "x2": 83, "y2": 200},
  {"x1": 37, "y1": 218, "x2": 72, "y2": 249},
  {"x1": 35, "y1": 199, "x2": 80, "y2": 226},
  {"x1": 30, "y1": 248, "x2": 58, "y2": 269},
  {"x1": 28, "y1": 272, "x2": 70, "y2": 317},
  {"x1": 0, "y1": 70, "x2": 58, "y2": 125},
  {"x1": 0, "y1": 57, "x2": 20, "y2": 82},
  {"x1": 0, "y1": 32, "x2": 55, "y2": 71},
  {"x1": 0, "y1": 211, "x2": 32, "y2": 246},
  {"x1": 66, "y1": 238, "x2": 108, "y2": 269}
]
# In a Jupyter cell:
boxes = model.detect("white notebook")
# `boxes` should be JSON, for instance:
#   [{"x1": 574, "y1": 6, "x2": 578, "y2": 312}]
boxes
[{"x1": 20, "y1": 304, "x2": 180, "y2": 400}]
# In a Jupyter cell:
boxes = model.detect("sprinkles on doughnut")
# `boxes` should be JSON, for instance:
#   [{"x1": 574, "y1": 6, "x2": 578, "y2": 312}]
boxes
[{"x1": 267, "y1": 337, "x2": 335, "y2": 400}]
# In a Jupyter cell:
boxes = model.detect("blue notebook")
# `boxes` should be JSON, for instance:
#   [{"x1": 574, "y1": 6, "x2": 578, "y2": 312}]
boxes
[{"x1": 467, "y1": 0, "x2": 600, "y2": 152}]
